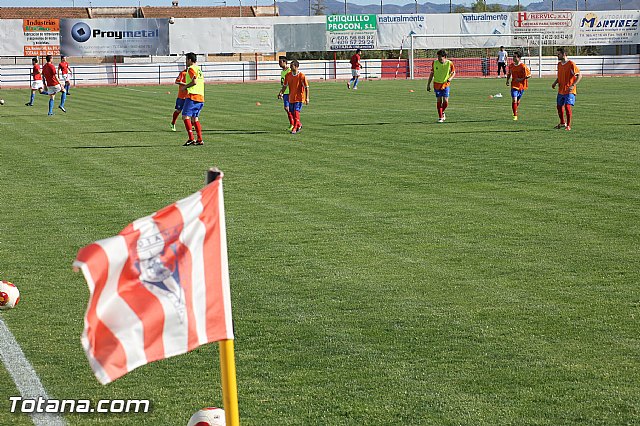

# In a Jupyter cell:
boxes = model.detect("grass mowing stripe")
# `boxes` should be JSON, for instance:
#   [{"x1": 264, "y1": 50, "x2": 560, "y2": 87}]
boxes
[{"x1": 0, "y1": 77, "x2": 638, "y2": 425}]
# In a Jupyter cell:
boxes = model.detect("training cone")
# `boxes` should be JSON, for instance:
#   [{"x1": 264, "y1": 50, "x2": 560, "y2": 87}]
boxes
[
  {"x1": 167, "y1": 91, "x2": 171, "y2": 94},
  {"x1": 409, "y1": 89, "x2": 414, "y2": 92},
  {"x1": 489, "y1": 95, "x2": 494, "y2": 99},
  {"x1": 256, "y1": 101, "x2": 261, "y2": 106}
]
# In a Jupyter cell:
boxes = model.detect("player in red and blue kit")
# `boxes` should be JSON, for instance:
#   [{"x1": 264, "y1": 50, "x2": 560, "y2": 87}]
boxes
[
  {"x1": 57, "y1": 56, "x2": 72, "y2": 95},
  {"x1": 25, "y1": 57, "x2": 44, "y2": 106},
  {"x1": 42, "y1": 55, "x2": 67, "y2": 115},
  {"x1": 171, "y1": 69, "x2": 188, "y2": 131}
]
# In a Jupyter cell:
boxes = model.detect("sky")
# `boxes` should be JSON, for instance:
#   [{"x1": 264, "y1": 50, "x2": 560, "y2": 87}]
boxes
[{"x1": 3, "y1": 0, "x2": 531, "y2": 8}]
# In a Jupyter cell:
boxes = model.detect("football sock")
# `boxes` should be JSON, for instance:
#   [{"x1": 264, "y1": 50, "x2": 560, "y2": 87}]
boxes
[
  {"x1": 287, "y1": 111, "x2": 294, "y2": 126},
  {"x1": 436, "y1": 99, "x2": 443, "y2": 118},
  {"x1": 564, "y1": 105, "x2": 572, "y2": 127},
  {"x1": 353, "y1": 78, "x2": 359, "y2": 88},
  {"x1": 557, "y1": 105, "x2": 565, "y2": 124},
  {"x1": 65, "y1": 83, "x2": 70, "y2": 94},
  {"x1": 183, "y1": 118, "x2": 194, "y2": 140},
  {"x1": 442, "y1": 100, "x2": 448, "y2": 112},
  {"x1": 512, "y1": 102, "x2": 517, "y2": 115},
  {"x1": 294, "y1": 111, "x2": 301, "y2": 129},
  {"x1": 60, "y1": 92, "x2": 67, "y2": 108},
  {"x1": 172, "y1": 111, "x2": 180, "y2": 125},
  {"x1": 48, "y1": 98, "x2": 54, "y2": 115},
  {"x1": 30, "y1": 93, "x2": 35, "y2": 104},
  {"x1": 194, "y1": 120, "x2": 203, "y2": 141}
]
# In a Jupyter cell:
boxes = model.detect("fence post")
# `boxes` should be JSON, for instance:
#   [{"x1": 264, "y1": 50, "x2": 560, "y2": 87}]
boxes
[
  {"x1": 158, "y1": 65, "x2": 161, "y2": 85},
  {"x1": 602, "y1": 57, "x2": 605, "y2": 76},
  {"x1": 242, "y1": 63, "x2": 245, "y2": 82},
  {"x1": 334, "y1": 52, "x2": 337, "y2": 80}
]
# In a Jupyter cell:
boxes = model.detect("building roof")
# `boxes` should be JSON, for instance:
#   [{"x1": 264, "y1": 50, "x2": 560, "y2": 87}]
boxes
[{"x1": 0, "y1": 6, "x2": 273, "y2": 20}]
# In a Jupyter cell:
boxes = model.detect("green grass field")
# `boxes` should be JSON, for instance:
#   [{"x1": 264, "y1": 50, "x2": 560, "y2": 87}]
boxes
[{"x1": 0, "y1": 76, "x2": 639, "y2": 425}]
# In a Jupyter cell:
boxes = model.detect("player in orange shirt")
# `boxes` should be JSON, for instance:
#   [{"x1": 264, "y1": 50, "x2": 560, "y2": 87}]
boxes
[
  {"x1": 171, "y1": 69, "x2": 188, "y2": 131},
  {"x1": 278, "y1": 60, "x2": 309, "y2": 134},
  {"x1": 551, "y1": 47, "x2": 582, "y2": 131},
  {"x1": 427, "y1": 50, "x2": 455, "y2": 123},
  {"x1": 505, "y1": 51, "x2": 531, "y2": 121}
]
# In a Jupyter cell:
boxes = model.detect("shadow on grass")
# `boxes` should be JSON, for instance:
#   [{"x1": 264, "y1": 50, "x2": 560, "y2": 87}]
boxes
[
  {"x1": 82, "y1": 130, "x2": 159, "y2": 134},
  {"x1": 70, "y1": 145, "x2": 155, "y2": 149},
  {"x1": 449, "y1": 129, "x2": 526, "y2": 134},
  {"x1": 202, "y1": 129, "x2": 269, "y2": 134}
]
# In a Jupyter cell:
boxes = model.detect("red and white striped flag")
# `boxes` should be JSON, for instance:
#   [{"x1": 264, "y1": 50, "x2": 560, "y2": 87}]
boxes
[{"x1": 73, "y1": 173, "x2": 233, "y2": 385}]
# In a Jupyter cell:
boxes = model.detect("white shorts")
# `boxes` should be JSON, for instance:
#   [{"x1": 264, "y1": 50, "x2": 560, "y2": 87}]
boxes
[
  {"x1": 45, "y1": 84, "x2": 63, "y2": 95},
  {"x1": 31, "y1": 80, "x2": 43, "y2": 90},
  {"x1": 351, "y1": 69, "x2": 360, "y2": 78},
  {"x1": 62, "y1": 74, "x2": 70, "y2": 83}
]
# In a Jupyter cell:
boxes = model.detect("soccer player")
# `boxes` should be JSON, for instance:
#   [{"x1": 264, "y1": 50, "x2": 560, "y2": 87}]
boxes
[
  {"x1": 497, "y1": 46, "x2": 508, "y2": 77},
  {"x1": 505, "y1": 51, "x2": 531, "y2": 121},
  {"x1": 426, "y1": 49, "x2": 455, "y2": 123},
  {"x1": 552, "y1": 47, "x2": 582, "y2": 131},
  {"x1": 278, "y1": 60, "x2": 309, "y2": 134},
  {"x1": 278, "y1": 56, "x2": 294, "y2": 131},
  {"x1": 42, "y1": 55, "x2": 67, "y2": 115},
  {"x1": 57, "y1": 55, "x2": 72, "y2": 95},
  {"x1": 347, "y1": 49, "x2": 361, "y2": 90},
  {"x1": 25, "y1": 57, "x2": 44, "y2": 106},
  {"x1": 181, "y1": 52, "x2": 205, "y2": 146},
  {"x1": 171, "y1": 68, "x2": 188, "y2": 131}
]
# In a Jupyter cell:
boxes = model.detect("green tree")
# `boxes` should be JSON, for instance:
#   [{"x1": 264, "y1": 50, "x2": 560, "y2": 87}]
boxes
[{"x1": 311, "y1": 0, "x2": 326, "y2": 16}]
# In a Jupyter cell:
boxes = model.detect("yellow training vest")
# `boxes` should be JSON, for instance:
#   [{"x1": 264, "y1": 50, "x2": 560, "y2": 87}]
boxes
[
  {"x1": 433, "y1": 60, "x2": 452, "y2": 84},
  {"x1": 186, "y1": 64, "x2": 204, "y2": 97}
]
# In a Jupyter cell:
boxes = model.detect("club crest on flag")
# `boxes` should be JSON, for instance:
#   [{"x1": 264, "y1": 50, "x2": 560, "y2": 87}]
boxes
[
  {"x1": 74, "y1": 172, "x2": 234, "y2": 385},
  {"x1": 135, "y1": 224, "x2": 186, "y2": 323}
]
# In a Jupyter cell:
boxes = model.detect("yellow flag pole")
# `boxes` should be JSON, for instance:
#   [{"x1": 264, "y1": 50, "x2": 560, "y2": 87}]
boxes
[
  {"x1": 206, "y1": 168, "x2": 240, "y2": 426},
  {"x1": 219, "y1": 339, "x2": 240, "y2": 426}
]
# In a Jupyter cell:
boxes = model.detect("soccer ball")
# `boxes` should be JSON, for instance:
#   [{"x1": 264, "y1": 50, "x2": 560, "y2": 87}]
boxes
[
  {"x1": 187, "y1": 407, "x2": 225, "y2": 426},
  {"x1": 0, "y1": 280, "x2": 20, "y2": 310},
  {"x1": 169, "y1": 17, "x2": 175, "y2": 24},
  {"x1": 0, "y1": 99, "x2": 5, "y2": 105}
]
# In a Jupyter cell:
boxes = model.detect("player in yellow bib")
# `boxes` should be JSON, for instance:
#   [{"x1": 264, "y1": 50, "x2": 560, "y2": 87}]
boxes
[
  {"x1": 181, "y1": 52, "x2": 205, "y2": 146},
  {"x1": 426, "y1": 49, "x2": 455, "y2": 123},
  {"x1": 278, "y1": 56, "x2": 294, "y2": 131}
]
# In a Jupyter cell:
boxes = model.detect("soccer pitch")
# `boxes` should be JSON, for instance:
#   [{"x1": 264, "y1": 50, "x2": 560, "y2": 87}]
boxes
[{"x1": 0, "y1": 76, "x2": 639, "y2": 425}]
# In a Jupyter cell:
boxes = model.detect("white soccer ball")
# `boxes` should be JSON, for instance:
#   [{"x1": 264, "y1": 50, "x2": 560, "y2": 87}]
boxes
[
  {"x1": 0, "y1": 280, "x2": 20, "y2": 310},
  {"x1": 187, "y1": 407, "x2": 225, "y2": 426},
  {"x1": 169, "y1": 17, "x2": 175, "y2": 24},
  {"x1": 0, "y1": 99, "x2": 5, "y2": 105}
]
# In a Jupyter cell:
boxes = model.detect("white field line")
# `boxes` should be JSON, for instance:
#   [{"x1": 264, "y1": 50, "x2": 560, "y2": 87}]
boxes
[{"x1": 0, "y1": 317, "x2": 67, "y2": 426}]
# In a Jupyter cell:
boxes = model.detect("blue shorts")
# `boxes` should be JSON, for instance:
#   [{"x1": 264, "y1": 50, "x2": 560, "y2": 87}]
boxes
[
  {"x1": 282, "y1": 94, "x2": 290, "y2": 109},
  {"x1": 288, "y1": 102, "x2": 303, "y2": 113},
  {"x1": 434, "y1": 87, "x2": 450, "y2": 98},
  {"x1": 174, "y1": 98, "x2": 186, "y2": 111},
  {"x1": 557, "y1": 93, "x2": 576, "y2": 106},
  {"x1": 511, "y1": 88, "x2": 525, "y2": 100},
  {"x1": 182, "y1": 98, "x2": 204, "y2": 117}
]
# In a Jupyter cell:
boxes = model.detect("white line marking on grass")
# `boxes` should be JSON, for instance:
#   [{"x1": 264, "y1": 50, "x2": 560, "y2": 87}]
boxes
[{"x1": 0, "y1": 317, "x2": 67, "y2": 426}]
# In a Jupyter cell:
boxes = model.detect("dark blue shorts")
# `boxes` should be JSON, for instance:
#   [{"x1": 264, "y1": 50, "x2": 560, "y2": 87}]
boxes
[
  {"x1": 434, "y1": 87, "x2": 450, "y2": 98},
  {"x1": 511, "y1": 88, "x2": 525, "y2": 100},
  {"x1": 182, "y1": 98, "x2": 204, "y2": 118},
  {"x1": 288, "y1": 102, "x2": 303, "y2": 113},
  {"x1": 282, "y1": 94, "x2": 290, "y2": 109},
  {"x1": 557, "y1": 93, "x2": 576, "y2": 106},
  {"x1": 174, "y1": 98, "x2": 186, "y2": 111}
]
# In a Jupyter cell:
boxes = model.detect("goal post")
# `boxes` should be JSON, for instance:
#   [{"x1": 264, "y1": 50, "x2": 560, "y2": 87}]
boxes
[{"x1": 409, "y1": 33, "x2": 543, "y2": 80}]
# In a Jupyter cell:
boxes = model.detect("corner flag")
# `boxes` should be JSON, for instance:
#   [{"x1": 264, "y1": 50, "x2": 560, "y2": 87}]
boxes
[{"x1": 73, "y1": 172, "x2": 233, "y2": 385}]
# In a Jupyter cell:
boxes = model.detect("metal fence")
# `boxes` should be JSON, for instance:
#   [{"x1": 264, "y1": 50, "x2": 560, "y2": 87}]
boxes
[{"x1": 1, "y1": 56, "x2": 638, "y2": 88}]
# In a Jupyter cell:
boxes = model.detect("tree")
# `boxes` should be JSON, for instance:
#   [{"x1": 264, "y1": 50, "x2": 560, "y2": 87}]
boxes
[
  {"x1": 454, "y1": 5, "x2": 470, "y2": 12},
  {"x1": 311, "y1": 0, "x2": 326, "y2": 16}
]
